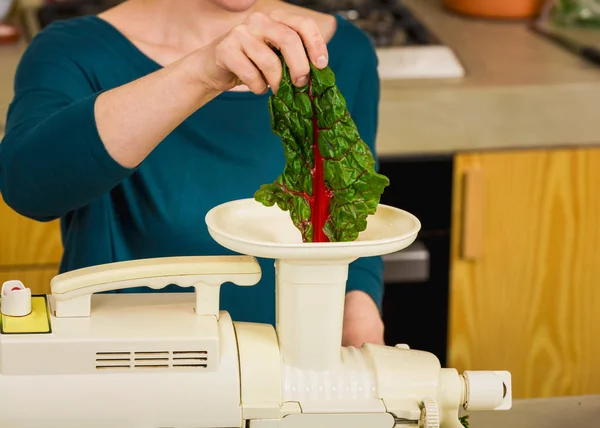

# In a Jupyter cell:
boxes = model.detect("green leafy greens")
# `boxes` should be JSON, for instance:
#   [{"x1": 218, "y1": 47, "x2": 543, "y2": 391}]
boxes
[{"x1": 254, "y1": 54, "x2": 389, "y2": 242}]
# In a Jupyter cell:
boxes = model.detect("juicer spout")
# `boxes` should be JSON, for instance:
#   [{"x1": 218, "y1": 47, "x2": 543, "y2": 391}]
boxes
[
  {"x1": 275, "y1": 258, "x2": 355, "y2": 371},
  {"x1": 205, "y1": 198, "x2": 421, "y2": 370}
]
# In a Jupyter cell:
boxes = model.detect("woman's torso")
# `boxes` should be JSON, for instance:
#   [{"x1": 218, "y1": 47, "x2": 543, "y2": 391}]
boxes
[{"x1": 41, "y1": 14, "x2": 376, "y2": 325}]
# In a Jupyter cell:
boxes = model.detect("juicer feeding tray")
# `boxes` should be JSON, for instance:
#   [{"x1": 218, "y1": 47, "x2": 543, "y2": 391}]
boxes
[{"x1": 205, "y1": 199, "x2": 421, "y2": 260}]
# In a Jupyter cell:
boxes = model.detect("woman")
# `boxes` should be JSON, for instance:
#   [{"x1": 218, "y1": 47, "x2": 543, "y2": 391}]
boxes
[{"x1": 0, "y1": 0, "x2": 384, "y2": 347}]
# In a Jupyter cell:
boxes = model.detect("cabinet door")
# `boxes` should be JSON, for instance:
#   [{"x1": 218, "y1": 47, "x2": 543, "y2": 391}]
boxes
[
  {"x1": 449, "y1": 148, "x2": 600, "y2": 399},
  {"x1": 0, "y1": 267, "x2": 58, "y2": 294},
  {"x1": 0, "y1": 199, "x2": 63, "y2": 266}
]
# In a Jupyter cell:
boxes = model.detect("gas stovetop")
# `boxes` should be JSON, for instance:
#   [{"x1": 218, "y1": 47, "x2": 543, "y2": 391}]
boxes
[
  {"x1": 289, "y1": 0, "x2": 436, "y2": 47},
  {"x1": 289, "y1": 0, "x2": 465, "y2": 79}
]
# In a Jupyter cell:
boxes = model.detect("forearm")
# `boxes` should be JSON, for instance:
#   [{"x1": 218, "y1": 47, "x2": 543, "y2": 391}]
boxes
[
  {"x1": 0, "y1": 51, "x2": 218, "y2": 220},
  {"x1": 343, "y1": 290, "x2": 385, "y2": 347},
  {"x1": 342, "y1": 256, "x2": 385, "y2": 347},
  {"x1": 95, "y1": 51, "x2": 220, "y2": 168}
]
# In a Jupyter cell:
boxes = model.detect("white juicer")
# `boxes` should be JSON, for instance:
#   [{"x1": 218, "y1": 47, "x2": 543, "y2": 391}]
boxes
[{"x1": 0, "y1": 198, "x2": 511, "y2": 427}]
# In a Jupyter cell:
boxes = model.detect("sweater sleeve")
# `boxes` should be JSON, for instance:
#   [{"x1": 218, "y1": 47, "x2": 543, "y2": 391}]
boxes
[
  {"x1": 0, "y1": 32, "x2": 134, "y2": 222},
  {"x1": 344, "y1": 36, "x2": 386, "y2": 313}
]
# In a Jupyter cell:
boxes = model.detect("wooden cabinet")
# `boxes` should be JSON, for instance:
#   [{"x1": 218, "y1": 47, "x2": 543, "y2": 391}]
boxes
[
  {"x1": 0, "y1": 267, "x2": 58, "y2": 294},
  {"x1": 0, "y1": 195, "x2": 61, "y2": 296},
  {"x1": 449, "y1": 147, "x2": 600, "y2": 399},
  {"x1": 0, "y1": 198, "x2": 63, "y2": 266}
]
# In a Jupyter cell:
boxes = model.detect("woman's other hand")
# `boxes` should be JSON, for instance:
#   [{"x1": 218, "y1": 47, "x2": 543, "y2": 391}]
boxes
[
  {"x1": 197, "y1": 10, "x2": 329, "y2": 94},
  {"x1": 342, "y1": 290, "x2": 385, "y2": 348}
]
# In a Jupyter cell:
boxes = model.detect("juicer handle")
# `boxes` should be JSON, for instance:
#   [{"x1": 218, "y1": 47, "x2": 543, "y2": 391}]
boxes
[{"x1": 50, "y1": 256, "x2": 261, "y2": 318}]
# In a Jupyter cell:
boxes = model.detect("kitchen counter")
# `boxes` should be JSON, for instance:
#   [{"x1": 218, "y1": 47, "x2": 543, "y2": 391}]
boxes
[
  {"x1": 377, "y1": 0, "x2": 600, "y2": 157},
  {"x1": 468, "y1": 394, "x2": 599, "y2": 427},
  {"x1": 2, "y1": 0, "x2": 600, "y2": 156}
]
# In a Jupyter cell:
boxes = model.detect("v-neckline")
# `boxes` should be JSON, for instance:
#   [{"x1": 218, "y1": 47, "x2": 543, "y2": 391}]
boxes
[{"x1": 88, "y1": 13, "x2": 346, "y2": 100}]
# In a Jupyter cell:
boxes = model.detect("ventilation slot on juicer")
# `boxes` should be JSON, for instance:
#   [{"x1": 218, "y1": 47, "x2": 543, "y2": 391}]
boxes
[{"x1": 95, "y1": 351, "x2": 208, "y2": 370}]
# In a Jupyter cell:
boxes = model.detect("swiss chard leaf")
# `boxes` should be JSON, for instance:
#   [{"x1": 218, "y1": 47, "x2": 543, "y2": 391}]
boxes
[{"x1": 254, "y1": 55, "x2": 389, "y2": 242}]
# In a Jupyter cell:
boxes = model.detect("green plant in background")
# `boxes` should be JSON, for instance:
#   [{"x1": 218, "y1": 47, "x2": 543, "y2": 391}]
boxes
[
  {"x1": 459, "y1": 415, "x2": 470, "y2": 427},
  {"x1": 551, "y1": 0, "x2": 600, "y2": 27}
]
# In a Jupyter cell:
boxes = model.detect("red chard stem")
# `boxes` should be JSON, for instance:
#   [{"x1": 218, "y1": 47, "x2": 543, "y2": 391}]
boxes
[{"x1": 254, "y1": 53, "x2": 390, "y2": 243}]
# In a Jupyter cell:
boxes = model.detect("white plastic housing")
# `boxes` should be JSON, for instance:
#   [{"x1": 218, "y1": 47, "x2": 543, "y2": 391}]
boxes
[
  {"x1": 463, "y1": 370, "x2": 512, "y2": 411},
  {"x1": 236, "y1": 319, "x2": 512, "y2": 423},
  {"x1": 1, "y1": 280, "x2": 32, "y2": 317},
  {"x1": 0, "y1": 198, "x2": 513, "y2": 428},
  {"x1": 275, "y1": 259, "x2": 351, "y2": 370},
  {"x1": 0, "y1": 295, "x2": 242, "y2": 428},
  {"x1": 206, "y1": 198, "x2": 420, "y2": 371},
  {"x1": 51, "y1": 255, "x2": 261, "y2": 318},
  {"x1": 0, "y1": 290, "x2": 512, "y2": 428}
]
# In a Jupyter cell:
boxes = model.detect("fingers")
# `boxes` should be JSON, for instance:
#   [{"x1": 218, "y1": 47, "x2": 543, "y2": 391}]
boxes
[
  {"x1": 267, "y1": 10, "x2": 329, "y2": 70},
  {"x1": 216, "y1": 36, "x2": 268, "y2": 94},
  {"x1": 233, "y1": 25, "x2": 285, "y2": 92},
  {"x1": 245, "y1": 12, "x2": 310, "y2": 87},
  {"x1": 215, "y1": 11, "x2": 329, "y2": 94}
]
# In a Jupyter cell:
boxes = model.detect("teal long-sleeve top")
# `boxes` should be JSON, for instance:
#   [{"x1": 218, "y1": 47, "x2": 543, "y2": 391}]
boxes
[{"x1": 0, "y1": 14, "x2": 384, "y2": 326}]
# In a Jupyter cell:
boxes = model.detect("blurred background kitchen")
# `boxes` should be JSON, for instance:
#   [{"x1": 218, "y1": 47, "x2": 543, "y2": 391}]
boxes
[{"x1": 1, "y1": 0, "x2": 599, "y2": 406}]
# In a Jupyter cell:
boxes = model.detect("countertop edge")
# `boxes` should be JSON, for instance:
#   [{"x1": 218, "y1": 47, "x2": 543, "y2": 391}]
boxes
[{"x1": 468, "y1": 394, "x2": 600, "y2": 427}]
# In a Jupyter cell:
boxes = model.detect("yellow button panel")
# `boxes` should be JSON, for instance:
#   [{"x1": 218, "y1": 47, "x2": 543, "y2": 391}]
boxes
[{"x1": 0, "y1": 295, "x2": 52, "y2": 334}]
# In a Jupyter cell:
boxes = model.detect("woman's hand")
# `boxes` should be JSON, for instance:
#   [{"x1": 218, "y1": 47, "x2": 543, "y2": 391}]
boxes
[
  {"x1": 342, "y1": 290, "x2": 385, "y2": 348},
  {"x1": 197, "y1": 10, "x2": 329, "y2": 94},
  {"x1": 91, "y1": 9, "x2": 329, "y2": 169}
]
